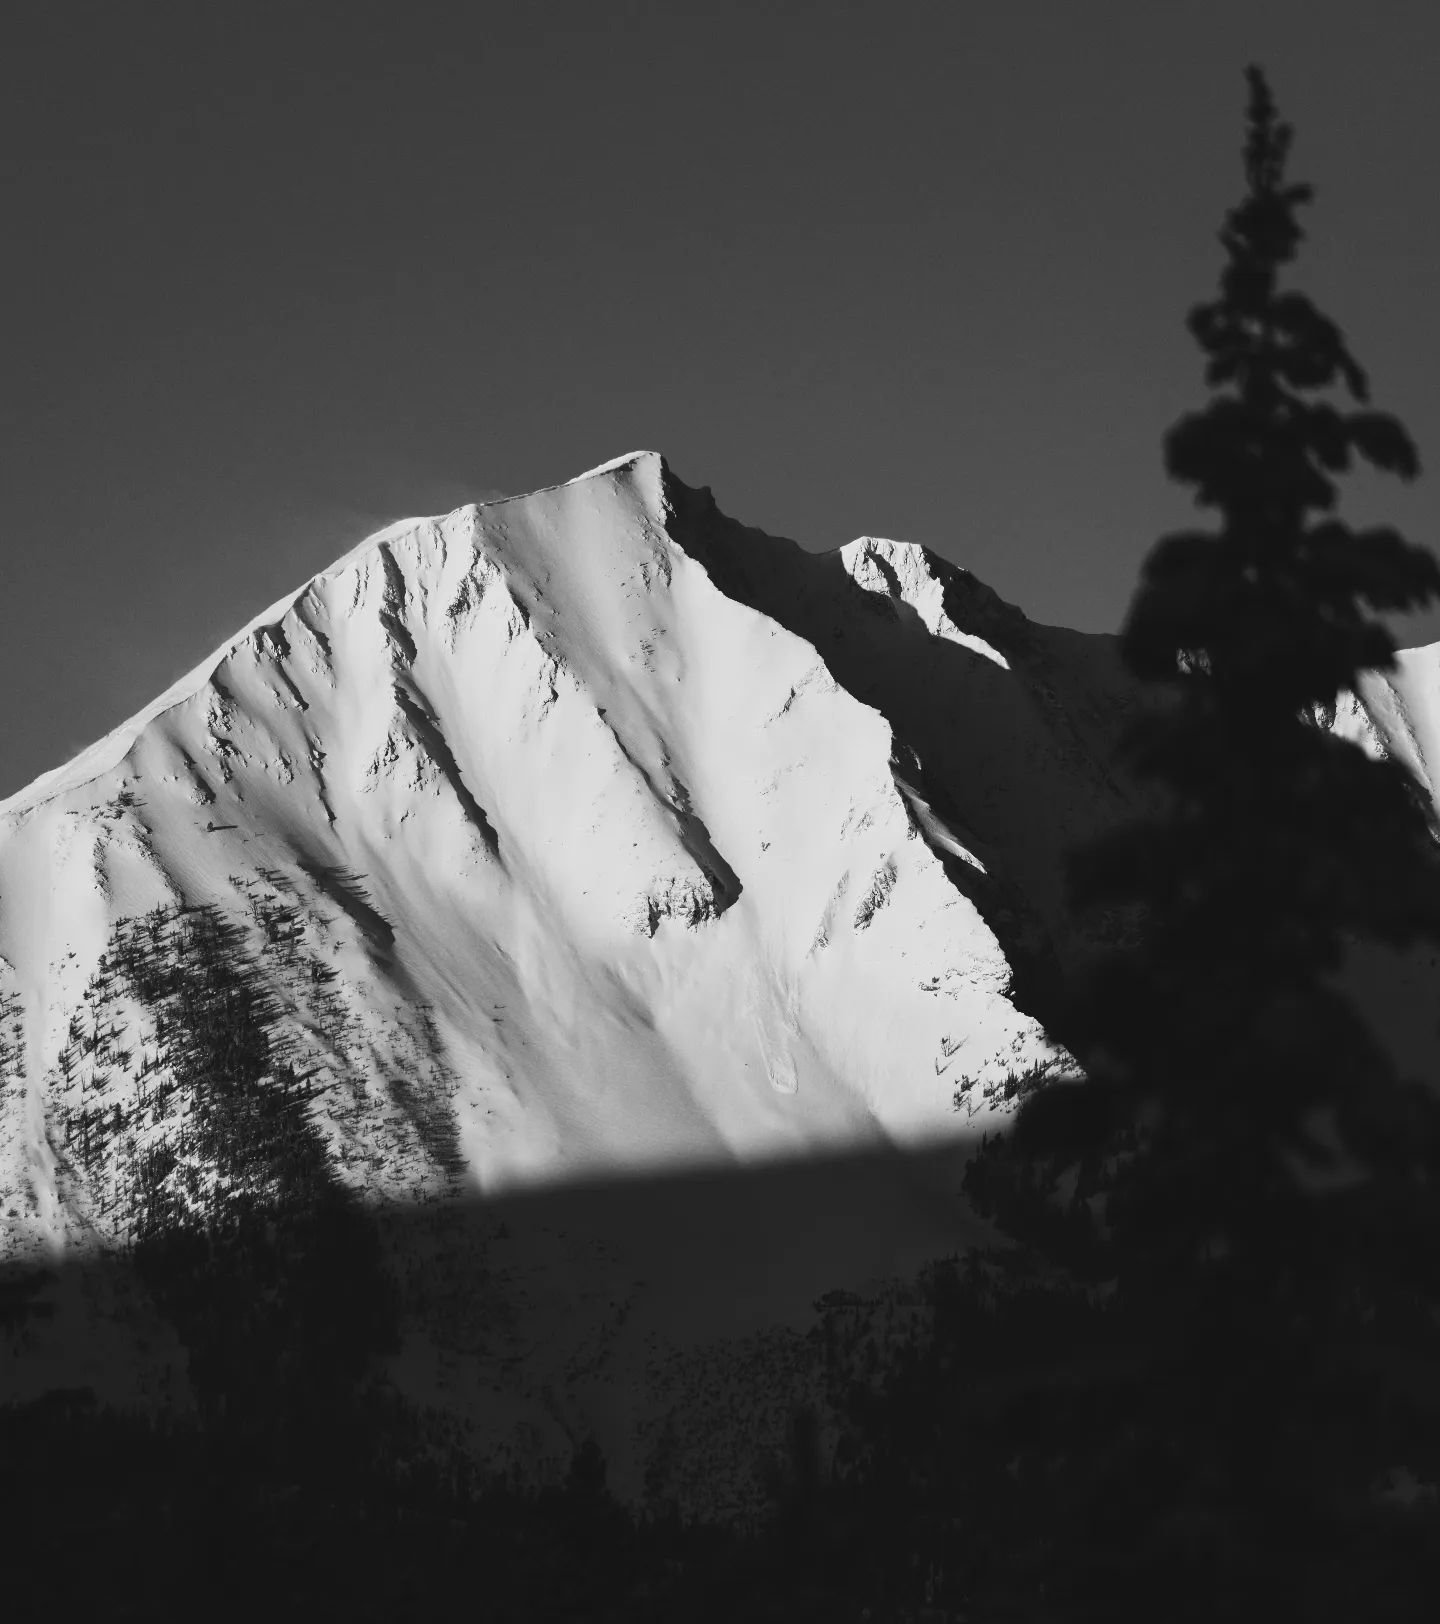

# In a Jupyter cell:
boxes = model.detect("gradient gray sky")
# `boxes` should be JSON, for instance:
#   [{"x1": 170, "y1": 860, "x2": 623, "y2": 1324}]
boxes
[{"x1": 3, "y1": 0, "x2": 1438, "y2": 799}]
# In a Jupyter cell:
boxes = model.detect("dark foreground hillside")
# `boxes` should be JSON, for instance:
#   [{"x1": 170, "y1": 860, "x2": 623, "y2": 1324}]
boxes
[{"x1": 6, "y1": 1120, "x2": 1439, "y2": 1624}]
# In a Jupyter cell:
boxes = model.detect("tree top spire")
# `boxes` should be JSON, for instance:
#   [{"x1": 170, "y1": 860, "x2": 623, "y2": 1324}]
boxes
[{"x1": 1242, "y1": 64, "x2": 1291, "y2": 196}]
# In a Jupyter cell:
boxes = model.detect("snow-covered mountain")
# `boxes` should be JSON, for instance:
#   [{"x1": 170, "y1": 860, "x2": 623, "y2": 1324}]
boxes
[
  {"x1": 13, "y1": 447, "x2": 1433, "y2": 1512},
  {"x1": 0, "y1": 451, "x2": 1148, "y2": 1270},
  {"x1": 0, "y1": 450, "x2": 1154, "y2": 1504}
]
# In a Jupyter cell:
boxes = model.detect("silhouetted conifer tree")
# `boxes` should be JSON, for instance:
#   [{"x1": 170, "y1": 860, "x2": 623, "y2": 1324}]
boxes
[
  {"x1": 1015, "y1": 64, "x2": 1440, "y2": 1253},
  {"x1": 984, "y1": 65, "x2": 1440, "y2": 1605},
  {"x1": 1059, "y1": 63, "x2": 1440, "y2": 1130}
]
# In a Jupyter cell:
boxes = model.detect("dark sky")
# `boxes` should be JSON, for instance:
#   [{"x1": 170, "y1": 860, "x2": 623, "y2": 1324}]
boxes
[{"x1": 3, "y1": 1, "x2": 1438, "y2": 799}]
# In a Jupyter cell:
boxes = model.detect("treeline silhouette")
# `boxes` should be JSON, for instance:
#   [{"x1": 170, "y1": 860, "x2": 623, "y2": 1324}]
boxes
[{"x1": 6, "y1": 64, "x2": 1440, "y2": 1621}]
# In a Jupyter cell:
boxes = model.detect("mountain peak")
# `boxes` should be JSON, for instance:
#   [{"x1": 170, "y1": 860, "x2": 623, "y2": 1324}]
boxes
[
  {"x1": 0, "y1": 453, "x2": 681, "y2": 821},
  {"x1": 1, "y1": 454, "x2": 1093, "y2": 1273},
  {"x1": 567, "y1": 449, "x2": 665, "y2": 484}
]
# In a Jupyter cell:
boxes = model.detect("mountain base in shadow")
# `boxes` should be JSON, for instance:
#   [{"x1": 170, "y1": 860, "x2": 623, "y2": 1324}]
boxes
[{"x1": 6, "y1": 1123, "x2": 1440, "y2": 1622}]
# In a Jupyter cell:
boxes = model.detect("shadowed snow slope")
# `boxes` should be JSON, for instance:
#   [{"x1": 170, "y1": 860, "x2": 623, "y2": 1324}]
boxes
[{"x1": 0, "y1": 451, "x2": 1131, "y2": 1269}]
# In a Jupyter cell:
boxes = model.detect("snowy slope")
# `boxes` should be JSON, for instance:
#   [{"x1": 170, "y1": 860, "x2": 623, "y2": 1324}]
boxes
[
  {"x1": 0, "y1": 451, "x2": 1113, "y2": 1271},
  {"x1": 670, "y1": 475, "x2": 1149, "y2": 989}
]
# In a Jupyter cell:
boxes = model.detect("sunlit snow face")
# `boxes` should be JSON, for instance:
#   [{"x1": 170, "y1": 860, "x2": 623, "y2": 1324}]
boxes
[{"x1": 0, "y1": 452, "x2": 1103, "y2": 1274}]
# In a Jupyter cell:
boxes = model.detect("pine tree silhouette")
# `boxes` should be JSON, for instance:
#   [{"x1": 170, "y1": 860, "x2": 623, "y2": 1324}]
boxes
[
  {"x1": 1053, "y1": 63, "x2": 1440, "y2": 1144},
  {"x1": 1013, "y1": 64, "x2": 1440, "y2": 1238},
  {"x1": 990, "y1": 65, "x2": 1440, "y2": 1607}
]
